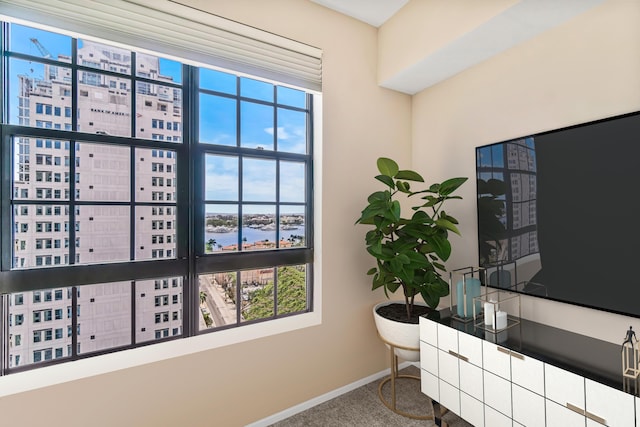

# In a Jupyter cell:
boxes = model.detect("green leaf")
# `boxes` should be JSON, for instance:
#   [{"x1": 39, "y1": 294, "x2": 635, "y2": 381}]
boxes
[
  {"x1": 439, "y1": 177, "x2": 468, "y2": 196},
  {"x1": 396, "y1": 181, "x2": 410, "y2": 193},
  {"x1": 374, "y1": 174, "x2": 395, "y2": 189},
  {"x1": 395, "y1": 170, "x2": 424, "y2": 182},
  {"x1": 420, "y1": 288, "x2": 440, "y2": 309},
  {"x1": 432, "y1": 262, "x2": 446, "y2": 271},
  {"x1": 397, "y1": 254, "x2": 410, "y2": 264},
  {"x1": 367, "y1": 190, "x2": 390, "y2": 203},
  {"x1": 430, "y1": 234, "x2": 452, "y2": 261},
  {"x1": 377, "y1": 157, "x2": 399, "y2": 177},
  {"x1": 390, "y1": 200, "x2": 401, "y2": 222},
  {"x1": 420, "y1": 195, "x2": 439, "y2": 207},
  {"x1": 366, "y1": 267, "x2": 377, "y2": 275},
  {"x1": 435, "y1": 217, "x2": 461, "y2": 235}
]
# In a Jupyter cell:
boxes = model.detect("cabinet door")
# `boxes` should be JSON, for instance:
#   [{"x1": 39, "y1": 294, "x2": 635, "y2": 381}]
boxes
[
  {"x1": 438, "y1": 323, "x2": 458, "y2": 353},
  {"x1": 482, "y1": 341, "x2": 511, "y2": 380},
  {"x1": 439, "y1": 349, "x2": 459, "y2": 387},
  {"x1": 512, "y1": 383, "x2": 545, "y2": 427},
  {"x1": 544, "y1": 363, "x2": 585, "y2": 410},
  {"x1": 419, "y1": 316, "x2": 438, "y2": 346},
  {"x1": 510, "y1": 349, "x2": 544, "y2": 395},
  {"x1": 546, "y1": 399, "x2": 585, "y2": 427},
  {"x1": 421, "y1": 369, "x2": 439, "y2": 401},
  {"x1": 485, "y1": 404, "x2": 512, "y2": 427},
  {"x1": 459, "y1": 359, "x2": 483, "y2": 401},
  {"x1": 420, "y1": 341, "x2": 438, "y2": 376},
  {"x1": 458, "y1": 331, "x2": 483, "y2": 367},
  {"x1": 461, "y1": 391, "x2": 484, "y2": 427},
  {"x1": 585, "y1": 379, "x2": 634, "y2": 427},
  {"x1": 439, "y1": 378, "x2": 461, "y2": 416},
  {"x1": 484, "y1": 370, "x2": 512, "y2": 418}
]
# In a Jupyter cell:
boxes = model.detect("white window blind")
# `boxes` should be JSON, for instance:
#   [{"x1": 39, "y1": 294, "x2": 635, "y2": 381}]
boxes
[{"x1": 0, "y1": 0, "x2": 322, "y2": 91}]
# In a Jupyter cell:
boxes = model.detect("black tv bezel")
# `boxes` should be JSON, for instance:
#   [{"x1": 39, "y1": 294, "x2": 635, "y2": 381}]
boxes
[{"x1": 475, "y1": 109, "x2": 640, "y2": 319}]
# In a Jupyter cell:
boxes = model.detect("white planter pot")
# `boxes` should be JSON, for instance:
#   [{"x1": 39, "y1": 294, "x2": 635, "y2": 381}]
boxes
[{"x1": 373, "y1": 301, "x2": 423, "y2": 362}]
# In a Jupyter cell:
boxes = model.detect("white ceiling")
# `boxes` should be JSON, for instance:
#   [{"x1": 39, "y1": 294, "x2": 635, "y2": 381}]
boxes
[
  {"x1": 309, "y1": 0, "x2": 607, "y2": 94},
  {"x1": 309, "y1": 0, "x2": 408, "y2": 27}
]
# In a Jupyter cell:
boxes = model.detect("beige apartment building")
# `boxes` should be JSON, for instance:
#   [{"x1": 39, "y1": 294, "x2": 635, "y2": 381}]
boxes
[{"x1": 8, "y1": 40, "x2": 182, "y2": 368}]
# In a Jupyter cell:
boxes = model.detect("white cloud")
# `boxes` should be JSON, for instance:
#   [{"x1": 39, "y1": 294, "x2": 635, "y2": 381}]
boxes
[{"x1": 264, "y1": 126, "x2": 291, "y2": 139}]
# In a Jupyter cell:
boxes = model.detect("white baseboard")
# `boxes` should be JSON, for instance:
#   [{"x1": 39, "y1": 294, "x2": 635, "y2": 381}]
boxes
[{"x1": 246, "y1": 361, "x2": 419, "y2": 427}]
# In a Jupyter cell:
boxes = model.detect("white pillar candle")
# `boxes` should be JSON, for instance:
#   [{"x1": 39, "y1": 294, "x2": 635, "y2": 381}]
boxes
[
  {"x1": 484, "y1": 301, "x2": 495, "y2": 328},
  {"x1": 495, "y1": 310, "x2": 508, "y2": 330}
]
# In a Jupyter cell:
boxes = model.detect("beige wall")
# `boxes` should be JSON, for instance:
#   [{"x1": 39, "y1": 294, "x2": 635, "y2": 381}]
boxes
[
  {"x1": 4, "y1": 0, "x2": 639, "y2": 424},
  {"x1": 0, "y1": 1, "x2": 412, "y2": 426},
  {"x1": 411, "y1": 0, "x2": 640, "y2": 343},
  {"x1": 378, "y1": 0, "x2": 518, "y2": 85}
]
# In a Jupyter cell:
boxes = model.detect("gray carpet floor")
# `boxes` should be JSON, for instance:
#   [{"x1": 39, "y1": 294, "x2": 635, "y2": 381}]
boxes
[{"x1": 269, "y1": 366, "x2": 473, "y2": 427}]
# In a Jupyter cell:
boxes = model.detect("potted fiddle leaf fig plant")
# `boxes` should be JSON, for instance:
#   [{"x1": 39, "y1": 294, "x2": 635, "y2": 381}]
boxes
[{"x1": 356, "y1": 157, "x2": 467, "y2": 360}]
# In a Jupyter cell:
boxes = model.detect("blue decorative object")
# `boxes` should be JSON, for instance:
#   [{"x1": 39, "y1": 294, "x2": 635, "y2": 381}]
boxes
[{"x1": 456, "y1": 277, "x2": 481, "y2": 318}]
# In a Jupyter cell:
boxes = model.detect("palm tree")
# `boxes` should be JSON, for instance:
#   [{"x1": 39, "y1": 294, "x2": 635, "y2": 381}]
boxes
[{"x1": 199, "y1": 291, "x2": 207, "y2": 305}]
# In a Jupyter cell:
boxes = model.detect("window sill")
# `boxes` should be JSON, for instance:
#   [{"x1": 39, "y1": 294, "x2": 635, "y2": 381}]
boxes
[{"x1": 0, "y1": 310, "x2": 321, "y2": 397}]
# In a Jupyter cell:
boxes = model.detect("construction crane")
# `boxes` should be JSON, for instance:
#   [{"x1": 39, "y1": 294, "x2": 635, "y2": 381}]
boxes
[{"x1": 29, "y1": 38, "x2": 51, "y2": 59}]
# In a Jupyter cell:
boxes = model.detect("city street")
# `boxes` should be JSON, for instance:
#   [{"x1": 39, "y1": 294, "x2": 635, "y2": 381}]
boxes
[{"x1": 199, "y1": 275, "x2": 236, "y2": 327}]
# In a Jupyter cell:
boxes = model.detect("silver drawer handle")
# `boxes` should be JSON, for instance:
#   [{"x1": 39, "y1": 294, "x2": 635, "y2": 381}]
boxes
[
  {"x1": 585, "y1": 410, "x2": 606, "y2": 425},
  {"x1": 496, "y1": 346, "x2": 525, "y2": 360},
  {"x1": 510, "y1": 351, "x2": 524, "y2": 361},
  {"x1": 566, "y1": 402, "x2": 585, "y2": 416},
  {"x1": 497, "y1": 346, "x2": 510, "y2": 356},
  {"x1": 447, "y1": 350, "x2": 469, "y2": 363}
]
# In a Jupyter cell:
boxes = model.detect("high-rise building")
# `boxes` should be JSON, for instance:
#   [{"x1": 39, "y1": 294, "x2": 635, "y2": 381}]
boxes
[{"x1": 8, "y1": 40, "x2": 183, "y2": 368}]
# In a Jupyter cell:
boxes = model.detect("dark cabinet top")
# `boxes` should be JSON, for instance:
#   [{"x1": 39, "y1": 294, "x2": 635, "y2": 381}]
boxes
[{"x1": 423, "y1": 308, "x2": 635, "y2": 396}]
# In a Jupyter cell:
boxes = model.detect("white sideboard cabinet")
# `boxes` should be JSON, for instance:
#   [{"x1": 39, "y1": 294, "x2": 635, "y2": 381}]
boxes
[{"x1": 420, "y1": 309, "x2": 637, "y2": 427}]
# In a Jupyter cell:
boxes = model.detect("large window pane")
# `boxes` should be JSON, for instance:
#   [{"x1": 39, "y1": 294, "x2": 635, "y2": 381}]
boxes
[
  {"x1": 242, "y1": 158, "x2": 275, "y2": 202},
  {"x1": 200, "y1": 68, "x2": 236, "y2": 94},
  {"x1": 136, "y1": 52, "x2": 182, "y2": 84},
  {"x1": 198, "y1": 272, "x2": 237, "y2": 330},
  {"x1": 13, "y1": 136, "x2": 70, "y2": 201},
  {"x1": 9, "y1": 24, "x2": 72, "y2": 62},
  {"x1": 205, "y1": 154, "x2": 238, "y2": 202},
  {"x1": 276, "y1": 265, "x2": 308, "y2": 315},
  {"x1": 136, "y1": 277, "x2": 183, "y2": 343},
  {"x1": 241, "y1": 268, "x2": 274, "y2": 322},
  {"x1": 77, "y1": 281, "x2": 132, "y2": 354},
  {"x1": 77, "y1": 142, "x2": 130, "y2": 202},
  {"x1": 8, "y1": 59, "x2": 72, "y2": 127},
  {"x1": 78, "y1": 39, "x2": 131, "y2": 74},
  {"x1": 280, "y1": 161, "x2": 305, "y2": 203},
  {"x1": 136, "y1": 206, "x2": 177, "y2": 260},
  {"x1": 199, "y1": 94, "x2": 236, "y2": 146},
  {"x1": 136, "y1": 148, "x2": 177, "y2": 203},
  {"x1": 240, "y1": 77, "x2": 273, "y2": 102},
  {"x1": 76, "y1": 206, "x2": 130, "y2": 264},
  {"x1": 280, "y1": 206, "x2": 306, "y2": 248},
  {"x1": 77, "y1": 71, "x2": 131, "y2": 136},
  {"x1": 8, "y1": 288, "x2": 72, "y2": 368},
  {"x1": 205, "y1": 204, "x2": 238, "y2": 252},
  {"x1": 13, "y1": 204, "x2": 69, "y2": 269},
  {"x1": 240, "y1": 101, "x2": 274, "y2": 150},
  {"x1": 242, "y1": 205, "x2": 276, "y2": 251},
  {"x1": 277, "y1": 86, "x2": 306, "y2": 109},
  {"x1": 277, "y1": 108, "x2": 307, "y2": 154},
  {"x1": 136, "y1": 83, "x2": 182, "y2": 142}
]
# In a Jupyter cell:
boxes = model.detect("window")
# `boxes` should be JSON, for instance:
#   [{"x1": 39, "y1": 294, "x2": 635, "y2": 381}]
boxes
[{"x1": 1, "y1": 17, "x2": 315, "y2": 376}]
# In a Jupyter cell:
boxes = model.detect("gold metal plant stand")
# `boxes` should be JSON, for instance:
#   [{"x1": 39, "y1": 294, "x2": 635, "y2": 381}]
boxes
[{"x1": 377, "y1": 335, "x2": 436, "y2": 421}]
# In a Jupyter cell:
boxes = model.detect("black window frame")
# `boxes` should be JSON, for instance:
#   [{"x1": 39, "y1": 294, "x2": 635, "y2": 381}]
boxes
[{"x1": 0, "y1": 19, "x2": 314, "y2": 376}]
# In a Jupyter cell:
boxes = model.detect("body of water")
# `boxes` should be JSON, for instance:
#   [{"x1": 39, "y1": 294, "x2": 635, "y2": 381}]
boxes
[{"x1": 206, "y1": 225, "x2": 306, "y2": 248}]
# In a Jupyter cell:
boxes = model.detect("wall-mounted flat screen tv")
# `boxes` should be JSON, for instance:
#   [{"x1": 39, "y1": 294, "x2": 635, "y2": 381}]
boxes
[{"x1": 476, "y1": 111, "x2": 640, "y2": 318}]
